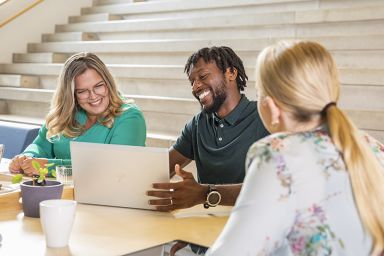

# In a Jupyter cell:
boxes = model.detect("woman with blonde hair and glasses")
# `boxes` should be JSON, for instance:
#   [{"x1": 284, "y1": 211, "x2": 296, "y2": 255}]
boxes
[
  {"x1": 206, "y1": 41, "x2": 384, "y2": 255},
  {"x1": 9, "y1": 52, "x2": 146, "y2": 176}
]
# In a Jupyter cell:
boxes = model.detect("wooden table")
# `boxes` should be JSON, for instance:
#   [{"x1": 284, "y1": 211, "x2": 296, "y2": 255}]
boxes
[{"x1": 0, "y1": 170, "x2": 229, "y2": 255}]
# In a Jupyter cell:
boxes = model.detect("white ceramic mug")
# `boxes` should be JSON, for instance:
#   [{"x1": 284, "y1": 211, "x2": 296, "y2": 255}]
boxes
[{"x1": 39, "y1": 199, "x2": 77, "y2": 248}]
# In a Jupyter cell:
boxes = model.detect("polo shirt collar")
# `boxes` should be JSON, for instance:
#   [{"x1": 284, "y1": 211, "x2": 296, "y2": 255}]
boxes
[{"x1": 211, "y1": 94, "x2": 249, "y2": 126}]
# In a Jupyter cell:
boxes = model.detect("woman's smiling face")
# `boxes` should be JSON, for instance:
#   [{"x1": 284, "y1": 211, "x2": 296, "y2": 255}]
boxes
[{"x1": 74, "y1": 68, "x2": 110, "y2": 118}]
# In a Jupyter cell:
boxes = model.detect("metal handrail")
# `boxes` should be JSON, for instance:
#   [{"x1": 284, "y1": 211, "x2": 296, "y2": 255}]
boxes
[
  {"x1": 0, "y1": 0, "x2": 43, "y2": 28},
  {"x1": 0, "y1": 0, "x2": 11, "y2": 7}
]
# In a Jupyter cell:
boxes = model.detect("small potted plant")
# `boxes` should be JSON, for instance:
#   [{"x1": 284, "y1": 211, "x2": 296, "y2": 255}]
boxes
[{"x1": 12, "y1": 161, "x2": 64, "y2": 218}]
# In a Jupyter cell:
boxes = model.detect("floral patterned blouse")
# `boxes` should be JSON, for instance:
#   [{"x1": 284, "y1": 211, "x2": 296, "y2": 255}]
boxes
[{"x1": 206, "y1": 127, "x2": 384, "y2": 256}]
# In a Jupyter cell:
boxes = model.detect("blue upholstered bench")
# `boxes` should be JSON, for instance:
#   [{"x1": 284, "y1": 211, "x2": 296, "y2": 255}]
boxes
[{"x1": 0, "y1": 121, "x2": 40, "y2": 159}]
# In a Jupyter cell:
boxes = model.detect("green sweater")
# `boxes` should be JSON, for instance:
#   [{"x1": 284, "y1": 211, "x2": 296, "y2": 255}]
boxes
[{"x1": 23, "y1": 103, "x2": 146, "y2": 170}]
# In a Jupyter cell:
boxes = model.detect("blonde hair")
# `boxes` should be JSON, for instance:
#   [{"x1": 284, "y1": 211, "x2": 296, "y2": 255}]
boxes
[
  {"x1": 256, "y1": 41, "x2": 384, "y2": 254},
  {"x1": 46, "y1": 52, "x2": 127, "y2": 139}
]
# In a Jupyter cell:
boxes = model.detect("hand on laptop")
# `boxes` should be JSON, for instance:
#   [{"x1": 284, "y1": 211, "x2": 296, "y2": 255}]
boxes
[{"x1": 147, "y1": 164, "x2": 206, "y2": 212}]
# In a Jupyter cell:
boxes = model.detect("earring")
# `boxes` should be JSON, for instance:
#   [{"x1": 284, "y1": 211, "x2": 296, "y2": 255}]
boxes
[{"x1": 271, "y1": 120, "x2": 279, "y2": 127}]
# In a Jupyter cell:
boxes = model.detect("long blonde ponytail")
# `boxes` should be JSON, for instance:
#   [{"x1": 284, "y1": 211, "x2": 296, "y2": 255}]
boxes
[{"x1": 326, "y1": 105, "x2": 384, "y2": 255}]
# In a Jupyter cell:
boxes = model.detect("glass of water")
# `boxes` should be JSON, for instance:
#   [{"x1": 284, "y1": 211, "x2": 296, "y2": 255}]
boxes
[{"x1": 55, "y1": 165, "x2": 73, "y2": 186}]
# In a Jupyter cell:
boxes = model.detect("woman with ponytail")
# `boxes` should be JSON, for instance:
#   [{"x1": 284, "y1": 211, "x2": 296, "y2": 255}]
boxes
[{"x1": 206, "y1": 41, "x2": 384, "y2": 256}]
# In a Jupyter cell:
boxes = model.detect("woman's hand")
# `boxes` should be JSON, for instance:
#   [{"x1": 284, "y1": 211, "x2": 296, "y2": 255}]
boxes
[
  {"x1": 21, "y1": 158, "x2": 48, "y2": 177},
  {"x1": 8, "y1": 155, "x2": 27, "y2": 174}
]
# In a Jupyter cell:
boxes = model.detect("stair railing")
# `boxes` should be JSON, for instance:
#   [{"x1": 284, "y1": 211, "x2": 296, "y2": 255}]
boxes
[{"x1": 0, "y1": 0, "x2": 43, "y2": 28}]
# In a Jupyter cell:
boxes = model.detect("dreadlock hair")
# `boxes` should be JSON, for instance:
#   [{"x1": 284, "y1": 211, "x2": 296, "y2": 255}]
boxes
[{"x1": 184, "y1": 46, "x2": 248, "y2": 91}]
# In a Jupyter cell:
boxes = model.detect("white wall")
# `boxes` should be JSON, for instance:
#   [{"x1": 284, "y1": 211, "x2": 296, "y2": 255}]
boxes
[{"x1": 0, "y1": 0, "x2": 93, "y2": 63}]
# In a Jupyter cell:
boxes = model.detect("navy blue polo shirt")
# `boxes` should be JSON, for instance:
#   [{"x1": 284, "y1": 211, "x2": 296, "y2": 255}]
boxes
[{"x1": 173, "y1": 95, "x2": 269, "y2": 184}]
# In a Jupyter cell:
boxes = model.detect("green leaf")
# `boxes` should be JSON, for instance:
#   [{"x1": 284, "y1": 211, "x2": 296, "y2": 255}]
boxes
[
  {"x1": 36, "y1": 168, "x2": 47, "y2": 183},
  {"x1": 32, "y1": 160, "x2": 41, "y2": 171},
  {"x1": 11, "y1": 174, "x2": 23, "y2": 184},
  {"x1": 42, "y1": 168, "x2": 48, "y2": 176},
  {"x1": 38, "y1": 176, "x2": 44, "y2": 183},
  {"x1": 51, "y1": 170, "x2": 56, "y2": 178},
  {"x1": 44, "y1": 163, "x2": 54, "y2": 168}
]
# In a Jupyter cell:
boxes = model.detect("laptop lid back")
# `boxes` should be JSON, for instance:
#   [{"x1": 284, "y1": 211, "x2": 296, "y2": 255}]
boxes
[{"x1": 70, "y1": 142, "x2": 169, "y2": 210}]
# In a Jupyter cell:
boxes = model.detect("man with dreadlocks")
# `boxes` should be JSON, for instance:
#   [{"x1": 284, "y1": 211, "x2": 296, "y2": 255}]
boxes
[
  {"x1": 148, "y1": 46, "x2": 269, "y2": 208},
  {"x1": 147, "y1": 46, "x2": 269, "y2": 254}
]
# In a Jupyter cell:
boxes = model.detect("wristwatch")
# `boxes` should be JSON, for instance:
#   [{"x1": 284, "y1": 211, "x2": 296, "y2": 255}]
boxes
[{"x1": 204, "y1": 184, "x2": 221, "y2": 209}]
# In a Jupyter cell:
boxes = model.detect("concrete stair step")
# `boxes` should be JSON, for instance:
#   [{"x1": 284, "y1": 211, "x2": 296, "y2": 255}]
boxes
[
  {"x1": 6, "y1": 74, "x2": 381, "y2": 112},
  {"x1": 79, "y1": 50, "x2": 384, "y2": 69},
  {"x1": 345, "y1": 109, "x2": 384, "y2": 131},
  {"x1": 69, "y1": 13, "x2": 122, "y2": 23},
  {"x1": 13, "y1": 53, "x2": 69, "y2": 64},
  {"x1": 146, "y1": 132, "x2": 177, "y2": 148},
  {"x1": 319, "y1": 0, "x2": 384, "y2": 9},
  {"x1": 0, "y1": 86, "x2": 382, "y2": 129},
  {"x1": 0, "y1": 87, "x2": 199, "y2": 115},
  {"x1": 0, "y1": 113, "x2": 177, "y2": 148},
  {"x1": 93, "y1": 0, "x2": 143, "y2": 6},
  {"x1": 295, "y1": 5, "x2": 384, "y2": 23},
  {"x1": 339, "y1": 69, "x2": 384, "y2": 87},
  {"x1": 117, "y1": 0, "x2": 318, "y2": 21},
  {"x1": 364, "y1": 130, "x2": 384, "y2": 144},
  {"x1": 56, "y1": 6, "x2": 384, "y2": 34},
  {"x1": 0, "y1": 74, "x2": 39, "y2": 88},
  {"x1": 86, "y1": 0, "x2": 384, "y2": 18},
  {"x1": 1, "y1": 63, "x2": 383, "y2": 86},
  {"x1": 1, "y1": 96, "x2": 382, "y2": 142},
  {"x1": 90, "y1": 79, "x2": 384, "y2": 110},
  {"x1": 90, "y1": 4, "x2": 384, "y2": 25},
  {"x1": 83, "y1": 0, "x2": 318, "y2": 16},
  {"x1": 339, "y1": 85, "x2": 384, "y2": 111},
  {"x1": 26, "y1": 36, "x2": 384, "y2": 55},
  {"x1": 57, "y1": 12, "x2": 296, "y2": 33},
  {"x1": 19, "y1": 45, "x2": 384, "y2": 69},
  {"x1": 0, "y1": 99, "x2": 190, "y2": 136},
  {"x1": 86, "y1": 0, "x2": 384, "y2": 17},
  {"x1": 0, "y1": 87, "x2": 199, "y2": 135},
  {"x1": 41, "y1": 32, "x2": 98, "y2": 42},
  {"x1": 332, "y1": 51, "x2": 384, "y2": 69},
  {"x1": 65, "y1": 21, "x2": 384, "y2": 41},
  {"x1": 0, "y1": 113, "x2": 44, "y2": 125},
  {"x1": 0, "y1": 63, "x2": 186, "y2": 79},
  {"x1": 0, "y1": 88, "x2": 53, "y2": 102}
]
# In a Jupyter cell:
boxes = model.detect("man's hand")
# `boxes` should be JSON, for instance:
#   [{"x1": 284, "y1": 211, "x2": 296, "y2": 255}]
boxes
[{"x1": 147, "y1": 164, "x2": 207, "y2": 212}]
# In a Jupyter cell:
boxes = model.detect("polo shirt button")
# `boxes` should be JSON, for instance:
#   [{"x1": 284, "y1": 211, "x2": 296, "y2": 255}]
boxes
[
  {"x1": 220, "y1": 124, "x2": 224, "y2": 128},
  {"x1": 218, "y1": 137, "x2": 222, "y2": 141}
]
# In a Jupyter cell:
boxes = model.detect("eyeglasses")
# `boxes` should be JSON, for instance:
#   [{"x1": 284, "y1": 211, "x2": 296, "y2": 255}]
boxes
[{"x1": 75, "y1": 83, "x2": 107, "y2": 100}]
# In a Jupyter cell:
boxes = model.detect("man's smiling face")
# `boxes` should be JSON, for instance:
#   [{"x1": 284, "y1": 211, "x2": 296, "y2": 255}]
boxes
[{"x1": 188, "y1": 58, "x2": 228, "y2": 114}]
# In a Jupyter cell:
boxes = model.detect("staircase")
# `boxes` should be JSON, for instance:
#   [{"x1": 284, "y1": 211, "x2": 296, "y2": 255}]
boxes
[{"x1": 0, "y1": 0, "x2": 383, "y2": 146}]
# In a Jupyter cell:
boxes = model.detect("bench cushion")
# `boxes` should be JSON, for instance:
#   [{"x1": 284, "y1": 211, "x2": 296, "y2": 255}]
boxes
[{"x1": 0, "y1": 121, "x2": 40, "y2": 159}]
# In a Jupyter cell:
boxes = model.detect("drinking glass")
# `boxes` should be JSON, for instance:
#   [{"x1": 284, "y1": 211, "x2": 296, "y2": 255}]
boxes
[{"x1": 56, "y1": 165, "x2": 73, "y2": 186}]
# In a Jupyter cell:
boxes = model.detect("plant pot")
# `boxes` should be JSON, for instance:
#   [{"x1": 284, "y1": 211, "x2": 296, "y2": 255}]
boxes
[{"x1": 20, "y1": 180, "x2": 64, "y2": 218}]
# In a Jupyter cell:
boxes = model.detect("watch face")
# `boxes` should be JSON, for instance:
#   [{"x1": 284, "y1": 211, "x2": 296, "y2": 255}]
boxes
[{"x1": 208, "y1": 191, "x2": 221, "y2": 205}]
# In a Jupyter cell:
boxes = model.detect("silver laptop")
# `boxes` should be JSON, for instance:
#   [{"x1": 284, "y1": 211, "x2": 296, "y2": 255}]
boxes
[{"x1": 70, "y1": 141, "x2": 169, "y2": 210}]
